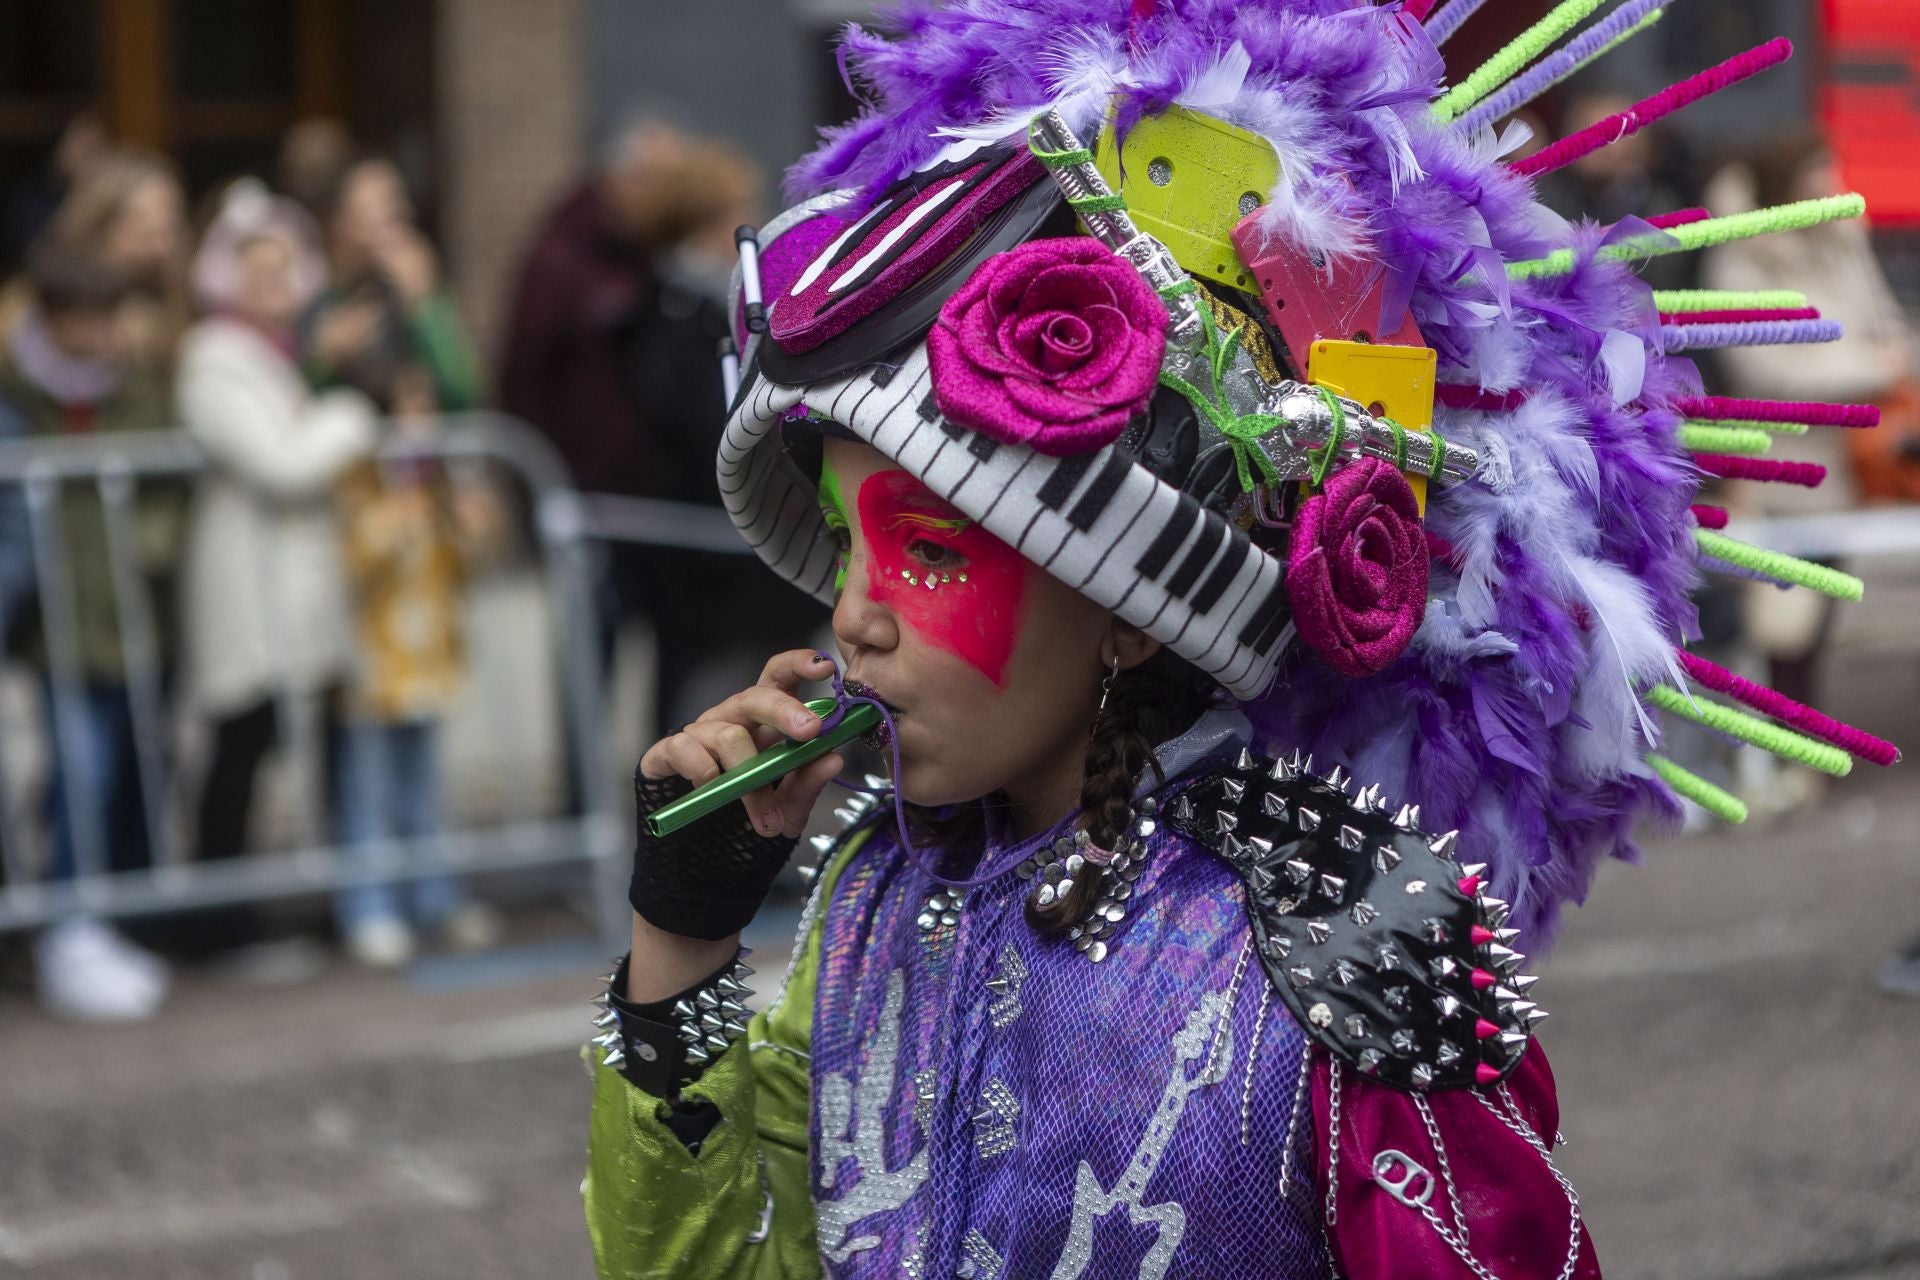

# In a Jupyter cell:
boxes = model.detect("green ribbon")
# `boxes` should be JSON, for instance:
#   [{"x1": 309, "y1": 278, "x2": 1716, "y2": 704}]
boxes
[{"x1": 1306, "y1": 386, "x2": 1346, "y2": 486}]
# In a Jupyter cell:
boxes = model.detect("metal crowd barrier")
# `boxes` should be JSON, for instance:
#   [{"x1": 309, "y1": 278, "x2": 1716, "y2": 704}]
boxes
[{"x1": 0, "y1": 411, "x2": 749, "y2": 942}]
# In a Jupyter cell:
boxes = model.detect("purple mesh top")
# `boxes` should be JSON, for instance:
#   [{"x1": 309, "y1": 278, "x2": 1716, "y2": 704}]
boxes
[{"x1": 806, "y1": 758, "x2": 1330, "y2": 1278}]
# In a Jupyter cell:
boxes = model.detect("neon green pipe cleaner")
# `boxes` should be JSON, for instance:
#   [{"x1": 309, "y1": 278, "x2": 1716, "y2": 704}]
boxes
[
  {"x1": 1432, "y1": 0, "x2": 1611, "y2": 122},
  {"x1": 1692, "y1": 416, "x2": 1809, "y2": 436},
  {"x1": 1679, "y1": 424, "x2": 1771, "y2": 455},
  {"x1": 1652, "y1": 289, "x2": 1809, "y2": 313},
  {"x1": 1647, "y1": 753, "x2": 1748, "y2": 823},
  {"x1": 1693, "y1": 528, "x2": 1864, "y2": 600},
  {"x1": 1508, "y1": 195, "x2": 1866, "y2": 280},
  {"x1": 1647, "y1": 683, "x2": 1853, "y2": 776}
]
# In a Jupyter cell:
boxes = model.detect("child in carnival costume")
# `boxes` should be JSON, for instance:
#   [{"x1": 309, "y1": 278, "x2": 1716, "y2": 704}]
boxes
[{"x1": 583, "y1": 2, "x2": 1898, "y2": 1275}]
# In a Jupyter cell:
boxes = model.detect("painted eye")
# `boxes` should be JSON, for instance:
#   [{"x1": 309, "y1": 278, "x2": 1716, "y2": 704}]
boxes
[{"x1": 906, "y1": 537, "x2": 964, "y2": 571}]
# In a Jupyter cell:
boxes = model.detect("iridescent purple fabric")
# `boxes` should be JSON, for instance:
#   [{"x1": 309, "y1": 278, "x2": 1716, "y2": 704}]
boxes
[{"x1": 805, "y1": 772, "x2": 1330, "y2": 1278}]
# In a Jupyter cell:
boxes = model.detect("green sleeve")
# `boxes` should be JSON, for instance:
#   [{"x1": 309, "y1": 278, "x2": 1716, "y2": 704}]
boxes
[
  {"x1": 583, "y1": 833, "x2": 867, "y2": 1279},
  {"x1": 407, "y1": 292, "x2": 484, "y2": 412}
]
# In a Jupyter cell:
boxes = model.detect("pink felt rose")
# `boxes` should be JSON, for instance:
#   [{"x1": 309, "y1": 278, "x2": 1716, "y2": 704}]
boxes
[
  {"x1": 1286, "y1": 456, "x2": 1430, "y2": 678},
  {"x1": 927, "y1": 237, "x2": 1167, "y2": 456}
]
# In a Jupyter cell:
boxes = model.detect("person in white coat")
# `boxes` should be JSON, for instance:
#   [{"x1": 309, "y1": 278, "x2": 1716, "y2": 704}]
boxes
[{"x1": 177, "y1": 181, "x2": 376, "y2": 953}]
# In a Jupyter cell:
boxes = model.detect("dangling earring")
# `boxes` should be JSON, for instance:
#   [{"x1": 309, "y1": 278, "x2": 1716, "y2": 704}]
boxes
[{"x1": 1096, "y1": 653, "x2": 1120, "y2": 717}]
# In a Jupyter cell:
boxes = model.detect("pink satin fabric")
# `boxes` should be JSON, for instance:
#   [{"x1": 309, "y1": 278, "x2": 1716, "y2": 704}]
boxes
[{"x1": 1312, "y1": 1043, "x2": 1602, "y2": 1278}]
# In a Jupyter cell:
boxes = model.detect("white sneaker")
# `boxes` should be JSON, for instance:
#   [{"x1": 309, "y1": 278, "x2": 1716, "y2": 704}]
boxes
[
  {"x1": 345, "y1": 917, "x2": 416, "y2": 970},
  {"x1": 35, "y1": 919, "x2": 169, "y2": 1022},
  {"x1": 438, "y1": 902, "x2": 504, "y2": 953}
]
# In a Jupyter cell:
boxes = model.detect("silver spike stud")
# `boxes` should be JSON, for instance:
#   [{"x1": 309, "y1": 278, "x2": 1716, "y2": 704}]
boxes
[
  {"x1": 719, "y1": 998, "x2": 751, "y2": 1019},
  {"x1": 716, "y1": 974, "x2": 751, "y2": 997},
  {"x1": 1392, "y1": 803, "x2": 1421, "y2": 830},
  {"x1": 671, "y1": 998, "x2": 697, "y2": 1021},
  {"x1": 684, "y1": 1042, "x2": 711, "y2": 1067},
  {"x1": 1486, "y1": 943, "x2": 1524, "y2": 975},
  {"x1": 1271, "y1": 755, "x2": 1296, "y2": 782},
  {"x1": 1522, "y1": 1007, "x2": 1550, "y2": 1029},
  {"x1": 593, "y1": 1009, "x2": 618, "y2": 1030},
  {"x1": 1215, "y1": 809, "x2": 1238, "y2": 835},
  {"x1": 1320, "y1": 764, "x2": 1349, "y2": 792},
  {"x1": 601, "y1": 1044, "x2": 626, "y2": 1069},
  {"x1": 1410, "y1": 1062, "x2": 1435, "y2": 1089},
  {"x1": 1295, "y1": 806, "x2": 1321, "y2": 834},
  {"x1": 1497, "y1": 1029, "x2": 1531, "y2": 1051},
  {"x1": 985, "y1": 976, "x2": 1011, "y2": 996},
  {"x1": 1478, "y1": 896, "x2": 1511, "y2": 927},
  {"x1": 698, "y1": 1011, "x2": 728, "y2": 1033},
  {"x1": 795, "y1": 864, "x2": 819, "y2": 885},
  {"x1": 1221, "y1": 777, "x2": 1246, "y2": 802},
  {"x1": 1356, "y1": 783, "x2": 1385, "y2": 813},
  {"x1": 1171, "y1": 794, "x2": 1195, "y2": 822},
  {"x1": 1236, "y1": 747, "x2": 1257, "y2": 773},
  {"x1": 1262, "y1": 791, "x2": 1287, "y2": 818},
  {"x1": 1318, "y1": 872, "x2": 1346, "y2": 899},
  {"x1": 1494, "y1": 927, "x2": 1521, "y2": 946},
  {"x1": 1337, "y1": 824, "x2": 1364, "y2": 852},
  {"x1": 1434, "y1": 994, "x2": 1463, "y2": 1019},
  {"x1": 808, "y1": 833, "x2": 835, "y2": 855},
  {"x1": 1459, "y1": 861, "x2": 1488, "y2": 881},
  {"x1": 590, "y1": 992, "x2": 610, "y2": 1011},
  {"x1": 1511, "y1": 973, "x2": 1540, "y2": 994},
  {"x1": 1284, "y1": 858, "x2": 1312, "y2": 886},
  {"x1": 695, "y1": 989, "x2": 721, "y2": 1011},
  {"x1": 1428, "y1": 830, "x2": 1459, "y2": 859},
  {"x1": 1373, "y1": 844, "x2": 1403, "y2": 874},
  {"x1": 1306, "y1": 920, "x2": 1333, "y2": 945}
]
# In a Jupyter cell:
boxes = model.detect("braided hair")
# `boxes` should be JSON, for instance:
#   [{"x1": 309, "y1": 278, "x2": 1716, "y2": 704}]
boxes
[{"x1": 1025, "y1": 647, "x2": 1222, "y2": 935}]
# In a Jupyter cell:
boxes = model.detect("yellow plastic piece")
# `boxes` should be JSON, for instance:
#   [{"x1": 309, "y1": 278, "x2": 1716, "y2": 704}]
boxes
[
  {"x1": 1307, "y1": 340, "x2": 1438, "y2": 513},
  {"x1": 1094, "y1": 106, "x2": 1278, "y2": 291}
]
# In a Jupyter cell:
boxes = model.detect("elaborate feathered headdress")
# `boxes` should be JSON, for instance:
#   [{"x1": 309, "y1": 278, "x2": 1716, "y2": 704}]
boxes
[{"x1": 721, "y1": 0, "x2": 1899, "y2": 953}]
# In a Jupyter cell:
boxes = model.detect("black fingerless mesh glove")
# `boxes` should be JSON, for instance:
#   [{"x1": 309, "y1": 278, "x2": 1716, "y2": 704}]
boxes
[{"x1": 628, "y1": 770, "x2": 798, "y2": 940}]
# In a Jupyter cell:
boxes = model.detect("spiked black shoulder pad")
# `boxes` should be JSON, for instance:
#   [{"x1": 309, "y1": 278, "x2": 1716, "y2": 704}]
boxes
[{"x1": 1167, "y1": 750, "x2": 1543, "y2": 1092}]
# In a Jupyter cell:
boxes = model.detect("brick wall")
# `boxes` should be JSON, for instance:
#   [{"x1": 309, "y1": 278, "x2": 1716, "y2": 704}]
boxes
[{"x1": 436, "y1": 0, "x2": 585, "y2": 366}]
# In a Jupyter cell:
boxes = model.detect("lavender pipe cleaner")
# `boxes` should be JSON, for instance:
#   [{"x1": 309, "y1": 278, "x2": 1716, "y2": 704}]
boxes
[{"x1": 1660, "y1": 319, "x2": 1843, "y2": 352}]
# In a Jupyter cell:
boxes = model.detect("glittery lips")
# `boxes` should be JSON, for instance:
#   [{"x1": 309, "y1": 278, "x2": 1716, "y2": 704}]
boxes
[{"x1": 841, "y1": 679, "x2": 896, "y2": 750}]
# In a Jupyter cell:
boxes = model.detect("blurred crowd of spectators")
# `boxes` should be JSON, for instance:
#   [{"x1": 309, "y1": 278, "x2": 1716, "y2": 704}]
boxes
[{"x1": 0, "y1": 112, "x2": 811, "y2": 1023}]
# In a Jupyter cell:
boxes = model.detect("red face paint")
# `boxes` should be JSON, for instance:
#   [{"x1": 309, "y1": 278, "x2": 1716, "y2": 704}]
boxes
[{"x1": 855, "y1": 469, "x2": 1027, "y2": 687}]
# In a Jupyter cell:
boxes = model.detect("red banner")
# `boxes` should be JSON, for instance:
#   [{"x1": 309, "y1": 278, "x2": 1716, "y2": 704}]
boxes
[{"x1": 1821, "y1": 0, "x2": 1920, "y2": 227}]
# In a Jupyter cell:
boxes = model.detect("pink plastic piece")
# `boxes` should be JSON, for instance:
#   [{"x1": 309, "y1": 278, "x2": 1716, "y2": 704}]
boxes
[
  {"x1": 1475, "y1": 1017, "x2": 1501, "y2": 1041},
  {"x1": 1458, "y1": 873, "x2": 1482, "y2": 895},
  {"x1": 1476, "y1": 1062, "x2": 1504, "y2": 1085},
  {"x1": 1470, "y1": 924, "x2": 1496, "y2": 946},
  {"x1": 1471, "y1": 967, "x2": 1497, "y2": 990},
  {"x1": 1231, "y1": 215, "x2": 1423, "y2": 374},
  {"x1": 1689, "y1": 504, "x2": 1729, "y2": 530}
]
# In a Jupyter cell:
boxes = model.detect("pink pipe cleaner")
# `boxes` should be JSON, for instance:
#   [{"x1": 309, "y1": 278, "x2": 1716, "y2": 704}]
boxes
[
  {"x1": 1660, "y1": 319, "x2": 1842, "y2": 352},
  {"x1": 1677, "y1": 650, "x2": 1900, "y2": 765},
  {"x1": 1436, "y1": 384, "x2": 1529, "y2": 411},
  {"x1": 1645, "y1": 207, "x2": 1710, "y2": 228},
  {"x1": 1675, "y1": 396, "x2": 1880, "y2": 428},
  {"x1": 1689, "y1": 504, "x2": 1729, "y2": 529},
  {"x1": 1660, "y1": 307, "x2": 1822, "y2": 325},
  {"x1": 1513, "y1": 38, "x2": 1793, "y2": 178},
  {"x1": 1693, "y1": 453, "x2": 1827, "y2": 487},
  {"x1": 1403, "y1": 0, "x2": 1438, "y2": 21}
]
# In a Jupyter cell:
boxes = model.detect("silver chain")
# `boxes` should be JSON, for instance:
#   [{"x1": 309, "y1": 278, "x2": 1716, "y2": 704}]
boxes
[
  {"x1": 1474, "y1": 1089, "x2": 1586, "y2": 1280},
  {"x1": 1414, "y1": 1094, "x2": 1473, "y2": 1248},
  {"x1": 1324, "y1": 1057, "x2": 1343, "y2": 1229},
  {"x1": 1240, "y1": 984, "x2": 1273, "y2": 1148},
  {"x1": 1200, "y1": 936, "x2": 1253, "y2": 1081},
  {"x1": 1276, "y1": 1034, "x2": 1314, "y2": 1200}
]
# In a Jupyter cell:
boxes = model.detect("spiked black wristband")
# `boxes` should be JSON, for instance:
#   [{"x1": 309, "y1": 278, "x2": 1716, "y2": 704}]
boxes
[
  {"x1": 591, "y1": 951, "x2": 756, "y2": 1100},
  {"x1": 629, "y1": 769, "x2": 798, "y2": 940}
]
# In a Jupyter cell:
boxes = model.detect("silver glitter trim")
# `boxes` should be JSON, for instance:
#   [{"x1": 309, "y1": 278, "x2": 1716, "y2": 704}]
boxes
[
  {"x1": 972, "y1": 1078, "x2": 1021, "y2": 1159},
  {"x1": 1048, "y1": 989, "x2": 1235, "y2": 1279},
  {"x1": 815, "y1": 971, "x2": 930, "y2": 1262},
  {"x1": 959, "y1": 1228, "x2": 1005, "y2": 1279},
  {"x1": 988, "y1": 942, "x2": 1028, "y2": 1028}
]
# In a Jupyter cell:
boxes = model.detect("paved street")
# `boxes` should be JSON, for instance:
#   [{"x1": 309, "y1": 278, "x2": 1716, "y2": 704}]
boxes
[{"x1": 2, "y1": 654, "x2": 1916, "y2": 1280}]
